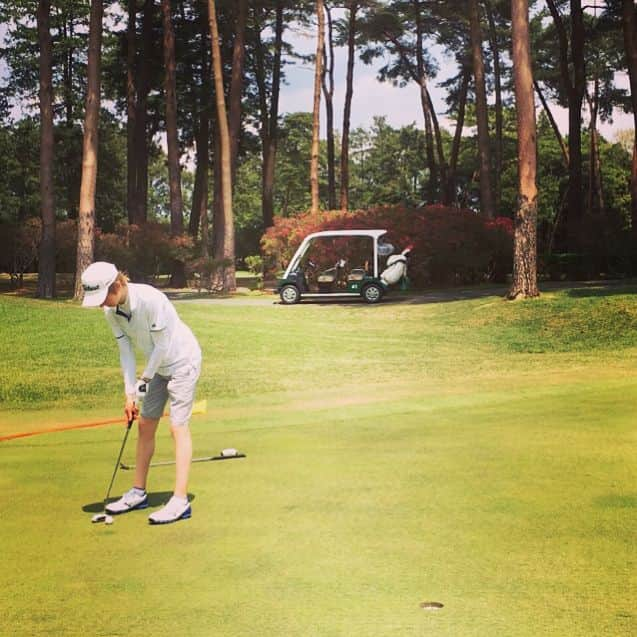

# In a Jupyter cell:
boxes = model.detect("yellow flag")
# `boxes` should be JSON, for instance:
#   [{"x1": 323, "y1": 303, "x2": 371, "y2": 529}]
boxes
[{"x1": 192, "y1": 399, "x2": 207, "y2": 415}]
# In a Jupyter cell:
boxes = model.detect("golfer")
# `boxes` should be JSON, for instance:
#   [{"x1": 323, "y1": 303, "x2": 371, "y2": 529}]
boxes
[{"x1": 81, "y1": 261, "x2": 202, "y2": 525}]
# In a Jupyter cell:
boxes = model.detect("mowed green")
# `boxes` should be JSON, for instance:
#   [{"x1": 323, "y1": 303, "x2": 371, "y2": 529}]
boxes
[{"x1": 1, "y1": 284, "x2": 636, "y2": 636}]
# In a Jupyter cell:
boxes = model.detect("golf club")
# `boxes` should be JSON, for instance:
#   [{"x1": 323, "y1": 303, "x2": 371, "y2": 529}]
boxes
[
  {"x1": 91, "y1": 415, "x2": 135, "y2": 525},
  {"x1": 120, "y1": 448, "x2": 245, "y2": 470}
]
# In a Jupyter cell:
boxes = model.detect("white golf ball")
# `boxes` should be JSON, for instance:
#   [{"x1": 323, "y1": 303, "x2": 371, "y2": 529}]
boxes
[
  {"x1": 104, "y1": 515, "x2": 114, "y2": 525},
  {"x1": 221, "y1": 448, "x2": 237, "y2": 457}
]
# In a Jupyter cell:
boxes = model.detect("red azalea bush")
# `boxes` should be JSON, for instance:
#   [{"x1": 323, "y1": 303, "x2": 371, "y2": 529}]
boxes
[
  {"x1": 2, "y1": 219, "x2": 195, "y2": 285},
  {"x1": 55, "y1": 220, "x2": 79, "y2": 273},
  {"x1": 0, "y1": 218, "x2": 41, "y2": 286},
  {"x1": 261, "y1": 205, "x2": 513, "y2": 286},
  {"x1": 96, "y1": 222, "x2": 195, "y2": 282}
]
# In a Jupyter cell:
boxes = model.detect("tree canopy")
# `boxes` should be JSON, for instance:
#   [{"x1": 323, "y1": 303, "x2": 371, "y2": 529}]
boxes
[{"x1": 0, "y1": 0, "x2": 634, "y2": 295}]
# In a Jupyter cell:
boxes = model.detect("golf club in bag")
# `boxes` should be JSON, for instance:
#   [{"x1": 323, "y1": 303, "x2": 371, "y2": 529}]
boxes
[{"x1": 91, "y1": 416, "x2": 135, "y2": 525}]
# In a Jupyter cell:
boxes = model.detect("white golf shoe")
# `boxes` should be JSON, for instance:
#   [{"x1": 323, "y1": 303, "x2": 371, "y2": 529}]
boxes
[
  {"x1": 148, "y1": 496, "x2": 191, "y2": 525},
  {"x1": 105, "y1": 487, "x2": 148, "y2": 515}
]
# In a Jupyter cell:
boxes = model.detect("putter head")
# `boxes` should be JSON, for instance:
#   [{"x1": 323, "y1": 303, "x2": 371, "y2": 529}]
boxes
[
  {"x1": 91, "y1": 513, "x2": 107, "y2": 524},
  {"x1": 220, "y1": 448, "x2": 238, "y2": 457}
]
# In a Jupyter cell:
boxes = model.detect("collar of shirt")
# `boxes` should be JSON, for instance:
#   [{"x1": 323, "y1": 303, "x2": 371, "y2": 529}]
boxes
[{"x1": 116, "y1": 284, "x2": 138, "y2": 321}]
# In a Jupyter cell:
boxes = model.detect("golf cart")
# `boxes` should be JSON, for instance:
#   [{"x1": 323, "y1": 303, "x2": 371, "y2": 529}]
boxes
[{"x1": 276, "y1": 229, "x2": 411, "y2": 304}]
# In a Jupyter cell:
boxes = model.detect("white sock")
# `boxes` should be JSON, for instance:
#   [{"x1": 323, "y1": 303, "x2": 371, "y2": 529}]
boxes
[{"x1": 132, "y1": 487, "x2": 146, "y2": 496}]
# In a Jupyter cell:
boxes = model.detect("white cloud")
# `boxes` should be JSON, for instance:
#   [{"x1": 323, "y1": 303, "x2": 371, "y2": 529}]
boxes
[{"x1": 281, "y1": 66, "x2": 429, "y2": 135}]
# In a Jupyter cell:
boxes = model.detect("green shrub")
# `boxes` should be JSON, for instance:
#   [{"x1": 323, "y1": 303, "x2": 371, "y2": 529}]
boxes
[{"x1": 244, "y1": 255, "x2": 264, "y2": 276}]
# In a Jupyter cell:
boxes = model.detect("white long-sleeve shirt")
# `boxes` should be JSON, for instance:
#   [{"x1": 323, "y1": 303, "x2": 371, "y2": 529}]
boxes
[{"x1": 104, "y1": 283, "x2": 201, "y2": 396}]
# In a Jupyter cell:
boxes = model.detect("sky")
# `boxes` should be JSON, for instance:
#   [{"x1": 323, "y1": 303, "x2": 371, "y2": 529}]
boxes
[{"x1": 278, "y1": 15, "x2": 633, "y2": 143}]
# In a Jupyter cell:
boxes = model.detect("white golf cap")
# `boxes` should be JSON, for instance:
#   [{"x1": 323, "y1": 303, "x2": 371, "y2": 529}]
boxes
[{"x1": 81, "y1": 261, "x2": 118, "y2": 307}]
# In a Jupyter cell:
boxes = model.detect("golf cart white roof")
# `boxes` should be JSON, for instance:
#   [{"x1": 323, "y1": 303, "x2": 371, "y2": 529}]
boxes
[
  {"x1": 301, "y1": 229, "x2": 387, "y2": 240},
  {"x1": 284, "y1": 229, "x2": 389, "y2": 279}
]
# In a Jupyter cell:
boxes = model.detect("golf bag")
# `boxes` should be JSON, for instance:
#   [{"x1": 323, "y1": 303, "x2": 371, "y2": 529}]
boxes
[{"x1": 380, "y1": 247, "x2": 412, "y2": 286}]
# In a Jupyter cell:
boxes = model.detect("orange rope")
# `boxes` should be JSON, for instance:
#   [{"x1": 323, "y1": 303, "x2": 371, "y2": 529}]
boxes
[
  {"x1": 0, "y1": 417, "x2": 129, "y2": 442},
  {"x1": 1, "y1": 403, "x2": 204, "y2": 443}
]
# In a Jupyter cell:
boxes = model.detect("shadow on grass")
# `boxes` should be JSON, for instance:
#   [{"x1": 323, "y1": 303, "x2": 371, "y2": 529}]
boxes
[
  {"x1": 396, "y1": 279, "x2": 637, "y2": 306},
  {"x1": 273, "y1": 287, "x2": 509, "y2": 308},
  {"x1": 593, "y1": 494, "x2": 637, "y2": 509},
  {"x1": 565, "y1": 281, "x2": 637, "y2": 299},
  {"x1": 82, "y1": 492, "x2": 196, "y2": 513}
]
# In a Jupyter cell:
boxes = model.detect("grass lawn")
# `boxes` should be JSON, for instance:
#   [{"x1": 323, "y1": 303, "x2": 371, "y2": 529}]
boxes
[{"x1": 1, "y1": 283, "x2": 636, "y2": 636}]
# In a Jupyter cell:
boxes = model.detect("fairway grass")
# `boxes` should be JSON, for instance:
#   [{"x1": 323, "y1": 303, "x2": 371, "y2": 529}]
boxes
[{"x1": 1, "y1": 284, "x2": 636, "y2": 636}]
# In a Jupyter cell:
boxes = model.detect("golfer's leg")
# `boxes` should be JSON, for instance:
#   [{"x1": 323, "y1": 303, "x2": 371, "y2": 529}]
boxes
[
  {"x1": 171, "y1": 424, "x2": 192, "y2": 498},
  {"x1": 135, "y1": 416, "x2": 160, "y2": 490}
]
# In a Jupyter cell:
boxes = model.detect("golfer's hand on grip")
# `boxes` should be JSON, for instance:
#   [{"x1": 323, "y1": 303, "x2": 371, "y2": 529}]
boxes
[{"x1": 125, "y1": 397, "x2": 139, "y2": 423}]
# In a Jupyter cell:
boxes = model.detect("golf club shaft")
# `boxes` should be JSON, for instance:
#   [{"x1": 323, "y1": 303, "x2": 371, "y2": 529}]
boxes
[
  {"x1": 104, "y1": 417, "x2": 134, "y2": 502},
  {"x1": 120, "y1": 453, "x2": 245, "y2": 470}
]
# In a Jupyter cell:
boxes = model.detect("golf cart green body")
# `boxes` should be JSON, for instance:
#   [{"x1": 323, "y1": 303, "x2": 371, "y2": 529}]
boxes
[{"x1": 276, "y1": 229, "x2": 410, "y2": 305}]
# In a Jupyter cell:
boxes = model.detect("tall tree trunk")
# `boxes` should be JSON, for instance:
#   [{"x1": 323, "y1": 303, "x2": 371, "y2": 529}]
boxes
[
  {"x1": 384, "y1": 20, "x2": 445, "y2": 204},
  {"x1": 447, "y1": 66, "x2": 470, "y2": 205},
  {"x1": 62, "y1": 16, "x2": 74, "y2": 126},
  {"x1": 189, "y1": 123, "x2": 207, "y2": 239},
  {"x1": 208, "y1": 0, "x2": 235, "y2": 291},
  {"x1": 212, "y1": 131, "x2": 224, "y2": 261},
  {"x1": 426, "y1": 87, "x2": 448, "y2": 202},
  {"x1": 586, "y1": 81, "x2": 604, "y2": 221},
  {"x1": 62, "y1": 13, "x2": 76, "y2": 218},
  {"x1": 265, "y1": 6, "x2": 283, "y2": 228},
  {"x1": 546, "y1": 0, "x2": 585, "y2": 254},
  {"x1": 534, "y1": 77, "x2": 569, "y2": 252},
  {"x1": 422, "y1": 104, "x2": 437, "y2": 201},
  {"x1": 190, "y1": 9, "x2": 211, "y2": 249},
  {"x1": 621, "y1": 0, "x2": 637, "y2": 237},
  {"x1": 585, "y1": 84, "x2": 605, "y2": 263},
  {"x1": 322, "y1": 3, "x2": 336, "y2": 209},
  {"x1": 412, "y1": 3, "x2": 437, "y2": 202},
  {"x1": 415, "y1": 0, "x2": 447, "y2": 202},
  {"x1": 161, "y1": 0, "x2": 186, "y2": 287},
  {"x1": 469, "y1": 0, "x2": 495, "y2": 218},
  {"x1": 340, "y1": 3, "x2": 358, "y2": 212},
  {"x1": 486, "y1": 0, "x2": 503, "y2": 214},
  {"x1": 190, "y1": 105, "x2": 210, "y2": 262},
  {"x1": 199, "y1": 168, "x2": 210, "y2": 260},
  {"x1": 254, "y1": 5, "x2": 283, "y2": 229},
  {"x1": 126, "y1": 0, "x2": 137, "y2": 224},
  {"x1": 508, "y1": 0, "x2": 538, "y2": 299},
  {"x1": 228, "y1": 0, "x2": 247, "y2": 186},
  {"x1": 74, "y1": 0, "x2": 103, "y2": 299},
  {"x1": 567, "y1": 0, "x2": 585, "y2": 255},
  {"x1": 310, "y1": 0, "x2": 325, "y2": 214},
  {"x1": 212, "y1": 0, "x2": 240, "y2": 264},
  {"x1": 534, "y1": 78, "x2": 569, "y2": 167},
  {"x1": 132, "y1": 0, "x2": 154, "y2": 225},
  {"x1": 37, "y1": 0, "x2": 56, "y2": 299}
]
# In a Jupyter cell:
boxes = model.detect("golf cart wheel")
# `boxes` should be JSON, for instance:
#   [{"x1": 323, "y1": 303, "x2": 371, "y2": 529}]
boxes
[
  {"x1": 362, "y1": 283, "x2": 383, "y2": 304},
  {"x1": 280, "y1": 284, "x2": 301, "y2": 305}
]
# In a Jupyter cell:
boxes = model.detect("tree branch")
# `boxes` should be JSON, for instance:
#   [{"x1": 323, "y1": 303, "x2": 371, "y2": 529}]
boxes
[{"x1": 545, "y1": 0, "x2": 573, "y2": 93}]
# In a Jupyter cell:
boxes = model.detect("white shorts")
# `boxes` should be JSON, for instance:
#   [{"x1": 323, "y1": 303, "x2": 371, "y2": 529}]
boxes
[{"x1": 141, "y1": 361, "x2": 201, "y2": 427}]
